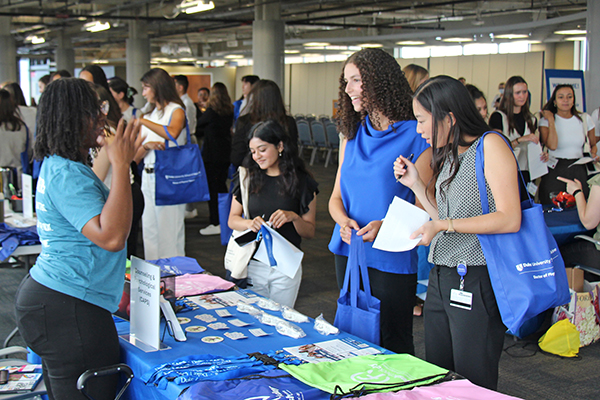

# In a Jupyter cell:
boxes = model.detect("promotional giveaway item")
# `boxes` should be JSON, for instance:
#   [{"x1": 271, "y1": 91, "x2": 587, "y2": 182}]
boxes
[
  {"x1": 279, "y1": 354, "x2": 449, "y2": 396},
  {"x1": 154, "y1": 123, "x2": 210, "y2": 205},
  {"x1": 538, "y1": 319, "x2": 580, "y2": 357},
  {"x1": 475, "y1": 131, "x2": 570, "y2": 334},
  {"x1": 224, "y1": 167, "x2": 258, "y2": 280},
  {"x1": 334, "y1": 231, "x2": 381, "y2": 345},
  {"x1": 552, "y1": 282, "x2": 600, "y2": 347}
]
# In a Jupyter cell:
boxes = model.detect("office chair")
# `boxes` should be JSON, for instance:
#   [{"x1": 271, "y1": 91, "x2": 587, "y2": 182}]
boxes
[{"x1": 77, "y1": 363, "x2": 133, "y2": 400}]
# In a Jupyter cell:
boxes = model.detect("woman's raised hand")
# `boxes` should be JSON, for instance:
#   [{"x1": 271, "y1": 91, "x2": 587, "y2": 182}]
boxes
[
  {"x1": 105, "y1": 118, "x2": 143, "y2": 168},
  {"x1": 394, "y1": 155, "x2": 420, "y2": 188}
]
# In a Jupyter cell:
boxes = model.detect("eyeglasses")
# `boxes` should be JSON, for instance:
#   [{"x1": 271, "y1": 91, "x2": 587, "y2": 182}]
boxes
[{"x1": 100, "y1": 100, "x2": 109, "y2": 115}]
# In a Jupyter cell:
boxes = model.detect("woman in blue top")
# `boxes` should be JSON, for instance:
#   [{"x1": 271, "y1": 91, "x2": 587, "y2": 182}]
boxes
[
  {"x1": 328, "y1": 48, "x2": 432, "y2": 354},
  {"x1": 15, "y1": 78, "x2": 142, "y2": 400}
]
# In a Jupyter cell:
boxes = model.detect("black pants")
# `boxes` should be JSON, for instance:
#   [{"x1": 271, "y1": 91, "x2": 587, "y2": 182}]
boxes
[
  {"x1": 539, "y1": 159, "x2": 589, "y2": 205},
  {"x1": 15, "y1": 275, "x2": 120, "y2": 400},
  {"x1": 335, "y1": 255, "x2": 416, "y2": 355},
  {"x1": 127, "y1": 181, "x2": 145, "y2": 258},
  {"x1": 424, "y1": 265, "x2": 506, "y2": 391},
  {"x1": 560, "y1": 240, "x2": 600, "y2": 278},
  {"x1": 204, "y1": 162, "x2": 230, "y2": 226}
]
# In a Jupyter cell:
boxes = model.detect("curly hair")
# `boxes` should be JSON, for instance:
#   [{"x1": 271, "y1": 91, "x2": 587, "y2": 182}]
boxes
[
  {"x1": 0, "y1": 89, "x2": 24, "y2": 131},
  {"x1": 34, "y1": 78, "x2": 103, "y2": 163},
  {"x1": 207, "y1": 82, "x2": 234, "y2": 116},
  {"x1": 242, "y1": 120, "x2": 311, "y2": 198},
  {"x1": 497, "y1": 76, "x2": 536, "y2": 134},
  {"x1": 337, "y1": 48, "x2": 414, "y2": 139},
  {"x1": 542, "y1": 84, "x2": 581, "y2": 122}
]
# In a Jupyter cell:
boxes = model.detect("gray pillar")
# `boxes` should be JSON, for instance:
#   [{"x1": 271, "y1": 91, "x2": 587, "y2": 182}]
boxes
[
  {"x1": 586, "y1": 0, "x2": 600, "y2": 111},
  {"x1": 252, "y1": 1, "x2": 284, "y2": 91},
  {"x1": 126, "y1": 19, "x2": 151, "y2": 108},
  {"x1": 0, "y1": 17, "x2": 17, "y2": 83},
  {"x1": 55, "y1": 32, "x2": 75, "y2": 76}
]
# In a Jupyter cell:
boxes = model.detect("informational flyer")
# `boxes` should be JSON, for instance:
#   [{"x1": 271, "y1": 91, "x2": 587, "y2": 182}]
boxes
[
  {"x1": 284, "y1": 338, "x2": 381, "y2": 363},
  {"x1": 188, "y1": 289, "x2": 259, "y2": 309}
]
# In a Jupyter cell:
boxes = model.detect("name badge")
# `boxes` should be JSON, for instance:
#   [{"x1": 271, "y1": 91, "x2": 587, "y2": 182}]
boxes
[{"x1": 450, "y1": 288, "x2": 473, "y2": 310}]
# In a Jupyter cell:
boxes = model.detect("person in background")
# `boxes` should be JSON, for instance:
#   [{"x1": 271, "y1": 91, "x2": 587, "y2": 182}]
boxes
[
  {"x1": 173, "y1": 75, "x2": 197, "y2": 135},
  {"x1": 328, "y1": 48, "x2": 432, "y2": 355},
  {"x1": 233, "y1": 75, "x2": 259, "y2": 122},
  {"x1": 489, "y1": 76, "x2": 538, "y2": 198},
  {"x1": 197, "y1": 82, "x2": 234, "y2": 236},
  {"x1": 458, "y1": 77, "x2": 467, "y2": 85},
  {"x1": 15, "y1": 77, "x2": 142, "y2": 400},
  {"x1": 108, "y1": 77, "x2": 138, "y2": 123},
  {"x1": 4, "y1": 82, "x2": 37, "y2": 137},
  {"x1": 137, "y1": 68, "x2": 188, "y2": 260},
  {"x1": 394, "y1": 76, "x2": 520, "y2": 391},
  {"x1": 538, "y1": 84, "x2": 596, "y2": 203},
  {"x1": 231, "y1": 79, "x2": 298, "y2": 168},
  {"x1": 50, "y1": 70, "x2": 71, "y2": 81},
  {"x1": 228, "y1": 120, "x2": 318, "y2": 307},
  {"x1": 197, "y1": 87, "x2": 210, "y2": 114},
  {"x1": 403, "y1": 64, "x2": 429, "y2": 94},
  {"x1": 38, "y1": 74, "x2": 50, "y2": 94},
  {"x1": 79, "y1": 65, "x2": 110, "y2": 91},
  {"x1": 492, "y1": 82, "x2": 505, "y2": 110},
  {"x1": 0, "y1": 89, "x2": 32, "y2": 188},
  {"x1": 465, "y1": 84, "x2": 489, "y2": 121}
]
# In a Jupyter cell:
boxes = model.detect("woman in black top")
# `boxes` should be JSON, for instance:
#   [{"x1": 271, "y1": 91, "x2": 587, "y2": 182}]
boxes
[
  {"x1": 228, "y1": 120, "x2": 318, "y2": 307},
  {"x1": 197, "y1": 82, "x2": 234, "y2": 235},
  {"x1": 231, "y1": 80, "x2": 298, "y2": 168}
]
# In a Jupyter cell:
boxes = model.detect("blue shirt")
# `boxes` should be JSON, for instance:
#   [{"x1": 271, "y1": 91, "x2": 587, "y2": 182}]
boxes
[
  {"x1": 30, "y1": 155, "x2": 126, "y2": 312},
  {"x1": 328, "y1": 116, "x2": 430, "y2": 274}
]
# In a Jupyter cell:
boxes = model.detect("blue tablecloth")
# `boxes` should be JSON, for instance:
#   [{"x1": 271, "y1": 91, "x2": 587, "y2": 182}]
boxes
[
  {"x1": 543, "y1": 208, "x2": 592, "y2": 246},
  {"x1": 116, "y1": 293, "x2": 387, "y2": 400}
]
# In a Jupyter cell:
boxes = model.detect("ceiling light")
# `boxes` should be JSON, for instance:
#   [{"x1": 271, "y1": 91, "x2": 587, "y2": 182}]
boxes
[
  {"x1": 25, "y1": 35, "x2": 45, "y2": 44},
  {"x1": 83, "y1": 21, "x2": 110, "y2": 32},
  {"x1": 178, "y1": 0, "x2": 215, "y2": 14},
  {"x1": 442, "y1": 37, "x2": 473, "y2": 43},
  {"x1": 554, "y1": 29, "x2": 586, "y2": 35},
  {"x1": 565, "y1": 36, "x2": 586, "y2": 41},
  {"x1": 285, "y1": 49, "x2": 300, "y2": 54},
  {"x1": 92, "y1": 59, "x2": 109, "y2": 64},
  {"x1": 396, "y1": 40, "x2": 425, "y2": 45},
  {"x1": 358, "y1": 43, "x2": 383, "y2": 48},
  {"x1": 179, "y1": 57, "x2": 197, "y2": 62},
  {"x1": 303, "y1": 42, "x2": 330, "y2": 47},
  {"x1": 225, "y1": 55, "x2": 243, "y2": 59},
  {"x1": 495, "y1": 34, "x2": 529, "y2": 39}
]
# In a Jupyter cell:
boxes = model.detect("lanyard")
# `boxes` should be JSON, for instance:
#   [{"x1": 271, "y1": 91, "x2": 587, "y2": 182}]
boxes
[{"x1": 457, "y1": 261, "x2": 467, "y2": 291}]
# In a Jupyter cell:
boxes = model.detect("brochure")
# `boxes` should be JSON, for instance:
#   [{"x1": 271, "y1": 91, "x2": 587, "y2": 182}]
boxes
[
  {"x1": 284, "y1": 338, "x2": 381, "y2": 363},
  {"x1": 0, "y1": 365, "x2": 43, "y2": 394}
]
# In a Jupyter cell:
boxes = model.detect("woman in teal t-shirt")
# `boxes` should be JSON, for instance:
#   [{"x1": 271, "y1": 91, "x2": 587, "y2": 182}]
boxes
[{"x1": 15, "y1": 78, "x2": 142, "y2": 400}]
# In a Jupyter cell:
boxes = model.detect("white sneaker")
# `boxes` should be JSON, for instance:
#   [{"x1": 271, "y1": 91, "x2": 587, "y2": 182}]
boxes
[
  {"x1": 185, "y1": 208, "x2": 198, "y2": 219},
  {"x1": 200, "y1": 224, "x2": 221, "y2": 235}
]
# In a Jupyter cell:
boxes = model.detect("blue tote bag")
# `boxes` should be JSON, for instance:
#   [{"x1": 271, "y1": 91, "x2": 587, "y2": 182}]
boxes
[
  {"x1": 475, "y1": 131, "x2": 570, "y2": 334},
  {"x1": 154, "y1": 122, "x2": 210, "y2": 206},
  {"x1": 334, "y1": 231, "x2": 381, "y2": 345}
]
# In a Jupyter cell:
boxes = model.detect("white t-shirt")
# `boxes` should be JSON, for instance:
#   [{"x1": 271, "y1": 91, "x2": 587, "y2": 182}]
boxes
[
  {"x1": 141, "y1": 102, "x2": 185, "y2": 166},
  {"x1": 539, "y1": 113, "x2": 595, "y2": 159},
  {"x1": 180, "y1": 93, "x2": 197, "y2": 134},
  {"x1": 591, "y1": 108, "x2": 600, "y2": 138}
]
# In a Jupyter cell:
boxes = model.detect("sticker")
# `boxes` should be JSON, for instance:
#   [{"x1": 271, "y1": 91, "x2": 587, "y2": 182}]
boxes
[
  {"x1": 229, "y1": 318, "x2": 251, "y2": 327},
  {"x1": 208, "y1": 322, "x2": 229, "y2": 330},
  {"x1": 249, "y1": 328, "x2": 271, "y2": 337},
  {"x1": 177, "y1": 317, "x2": 191, "y2": 324},
  {"x1": 224, "y1": 332, "x2": 247, "y2": 340},
  {"x1": 185, "y1": 325, "x2": 207, "y2": 333},
  {"x1": 202, "y1": 336, "x2": 224, "y2": 343},
  {"x1": 215, "y1": 309, "x2": 233, "y2": 318},
  {"x1": 195, "y1": 314, "x2": 217, "y2": 323}
]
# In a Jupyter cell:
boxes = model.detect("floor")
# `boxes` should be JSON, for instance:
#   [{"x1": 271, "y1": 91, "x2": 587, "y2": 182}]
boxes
[{"x1": 2, "y1": 150, "x2": 600, "y2": 399}]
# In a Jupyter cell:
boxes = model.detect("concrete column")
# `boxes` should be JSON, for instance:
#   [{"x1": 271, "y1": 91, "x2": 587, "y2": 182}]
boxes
[
  {"x1": 55, "y1": 31, "x2": 75, "y2": 76},
  {"x1": 586, "y1": 0, "x2": 600, "y2": 111},
  {"x1": 126, "y1": 19, "x2": 151, "y2": 108},
  {"x1": 252, "y1": 1, "x2": 284, "y2": 91},
  {"x1": 0, "y1": 17, "x2": 17, "y2": 83}
]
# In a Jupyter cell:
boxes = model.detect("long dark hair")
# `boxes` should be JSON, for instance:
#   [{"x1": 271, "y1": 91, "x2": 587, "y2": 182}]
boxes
[
  {"x1": 140, "y1": 68, "x2": 184, "y2": 115},
  {"x1": 542, "y1": 84, "x2": 581, "y2": 121},
  {"x1": 0, "y1": 89, "x2": 24, "y2": 131},
  {"x1": 34, "y1": 78, "x2": 103, "y2": 163},
  {"x1": 243, "y1": 120, "x2": 311, "y2": 198},
  {"x1": 413, "y1": 76, "x2": 491, "y2": 203},
  {"x1": 337, "y1": 48, "x2": 414, "y2": 139},
  {"x1": 497, "y1": 76, "x2": 536, "y2": 134},
  {"x1": 81, "y1": 65, "x2": 109, "y2": 92},
  {"x1": 108, "y1": 76, "x2": 137, "y2": 105},
  {"x1": 245, "y1": 80, "x2": 289, "y2": 131},
  {"x1": 94, "y1": 84, "x2": 122, "y2": 128},
  {"x1": 207, "y1": 82, "x2": 233, "y2": 116},
  {"x1": 3, "y1": 83, "x2": 27, "y2": 106}
]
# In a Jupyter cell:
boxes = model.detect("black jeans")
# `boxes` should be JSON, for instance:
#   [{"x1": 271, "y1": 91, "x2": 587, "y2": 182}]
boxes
[
  {"x1": 335, "y1": 254, "x2": 416, "y2": 355},
  {"x1": 15, "y1": 275, "x2": 120, "y2": 400}
]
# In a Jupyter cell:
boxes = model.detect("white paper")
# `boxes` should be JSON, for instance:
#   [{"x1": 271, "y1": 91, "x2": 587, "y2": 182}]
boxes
[
  {"x1": 527, "y1": 142, "x2": 548, "y2": 180},
  {"x1": 21, "y1": 173, "x2": 33, "y2": 218},
  {"x1": 569, "y1": 157, "x2": 596, "y2": 167},
  {"x1": 546, "y1": 154, "x2": 559, "y2": 169},
  {"x1": 372, "y1": 196, "x2": 431, "y2": 252},
  {"x1": 254, "y1": 224, "x2": 304, "y2": 279}
]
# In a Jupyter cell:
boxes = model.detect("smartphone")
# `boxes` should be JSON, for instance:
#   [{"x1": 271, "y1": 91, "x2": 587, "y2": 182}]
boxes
[{"x1": 235, "y1": 230, "x2": 258, "y2": 246}]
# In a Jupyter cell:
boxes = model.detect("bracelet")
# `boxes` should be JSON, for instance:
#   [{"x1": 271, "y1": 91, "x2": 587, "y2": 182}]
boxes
[
  {"x1": 446, "y1": 217, "x2": 455, "y2": 233},
  {"x1": 572, "y1": 189, "x2": 582, "y2": 197}
]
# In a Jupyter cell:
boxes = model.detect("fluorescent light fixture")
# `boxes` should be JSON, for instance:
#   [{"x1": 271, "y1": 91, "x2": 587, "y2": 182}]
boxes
[
  {"x1": 396, "y1": 40, "x2": 425, "y2": 45},
  {"x1": 442, "y1": 37, "x2": 473, "y2": 43},
  {"x1": 179, "y1": 57, "x2": 197, "y2": 62},
  {"x1": 565, "y1": 36, "x2": 586, "y2": 41},
  {"x1": 358, "y1": 43, "x2": 383, "y2": 48},
  {"x1": 179, "y1": 1, "x2": 215, "y2": 14},
  {"x1": 494, "y1": 34, "x2": 529, "y2": 39},
  {"x1": 224, "y1": 54, "x2": 243, "y2": 59},
  {"x1": 84, "y1": 21, "x2": 110, "y2": 32},
  {"x1": 285, "y1": 49, "x2": 300, "y2": 54},
  {"x1": 554, "y1": 29, "x2": 586, "y2": 35},
  {"x1": 303, "y1": 42, "x2": 330, "y2": 47},
  {"x1": 92, "y1": 59, "x2": 109, "y2": 64},
  {"x1": 26, "y1": 35, "x2": 45, "y2": 44}
]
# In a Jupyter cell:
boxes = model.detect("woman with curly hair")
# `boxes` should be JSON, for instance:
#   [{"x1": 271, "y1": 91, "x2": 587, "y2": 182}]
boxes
[
  {"x1": 229, "y1": 120, "x2": 318, "y2": 307},
  {"x1": 196, "y1": 82, "x2": 234, "y2": 235},
  {"x1": 15, "y1": 77, "x2": 142, "y2": 399},
  {"x1": 328, "y1": 48, "x2": 432, "y2": 354}
]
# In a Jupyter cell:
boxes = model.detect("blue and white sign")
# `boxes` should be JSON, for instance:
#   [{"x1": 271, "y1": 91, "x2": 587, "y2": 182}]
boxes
[{"x1": 545, "y1": 69, "x2": 586, "y2": 111}]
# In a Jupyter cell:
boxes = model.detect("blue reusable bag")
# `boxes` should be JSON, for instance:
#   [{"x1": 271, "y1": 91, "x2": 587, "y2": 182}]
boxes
[
  {"x1": 334, "y1": 231, "x2": 381, "y2": 345},
  {"x1": 218, "y1": 192, "x2": 233, "y2": 246},
  {"x1": 474, "y1": 131, "x2": 570, "y2": 334},
  {"x1": 154, "y1": 122, "x2": 210, "y2": 206},
  {"x1": 20, "y1": 126, "x2": 31, "y2": 175}
]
